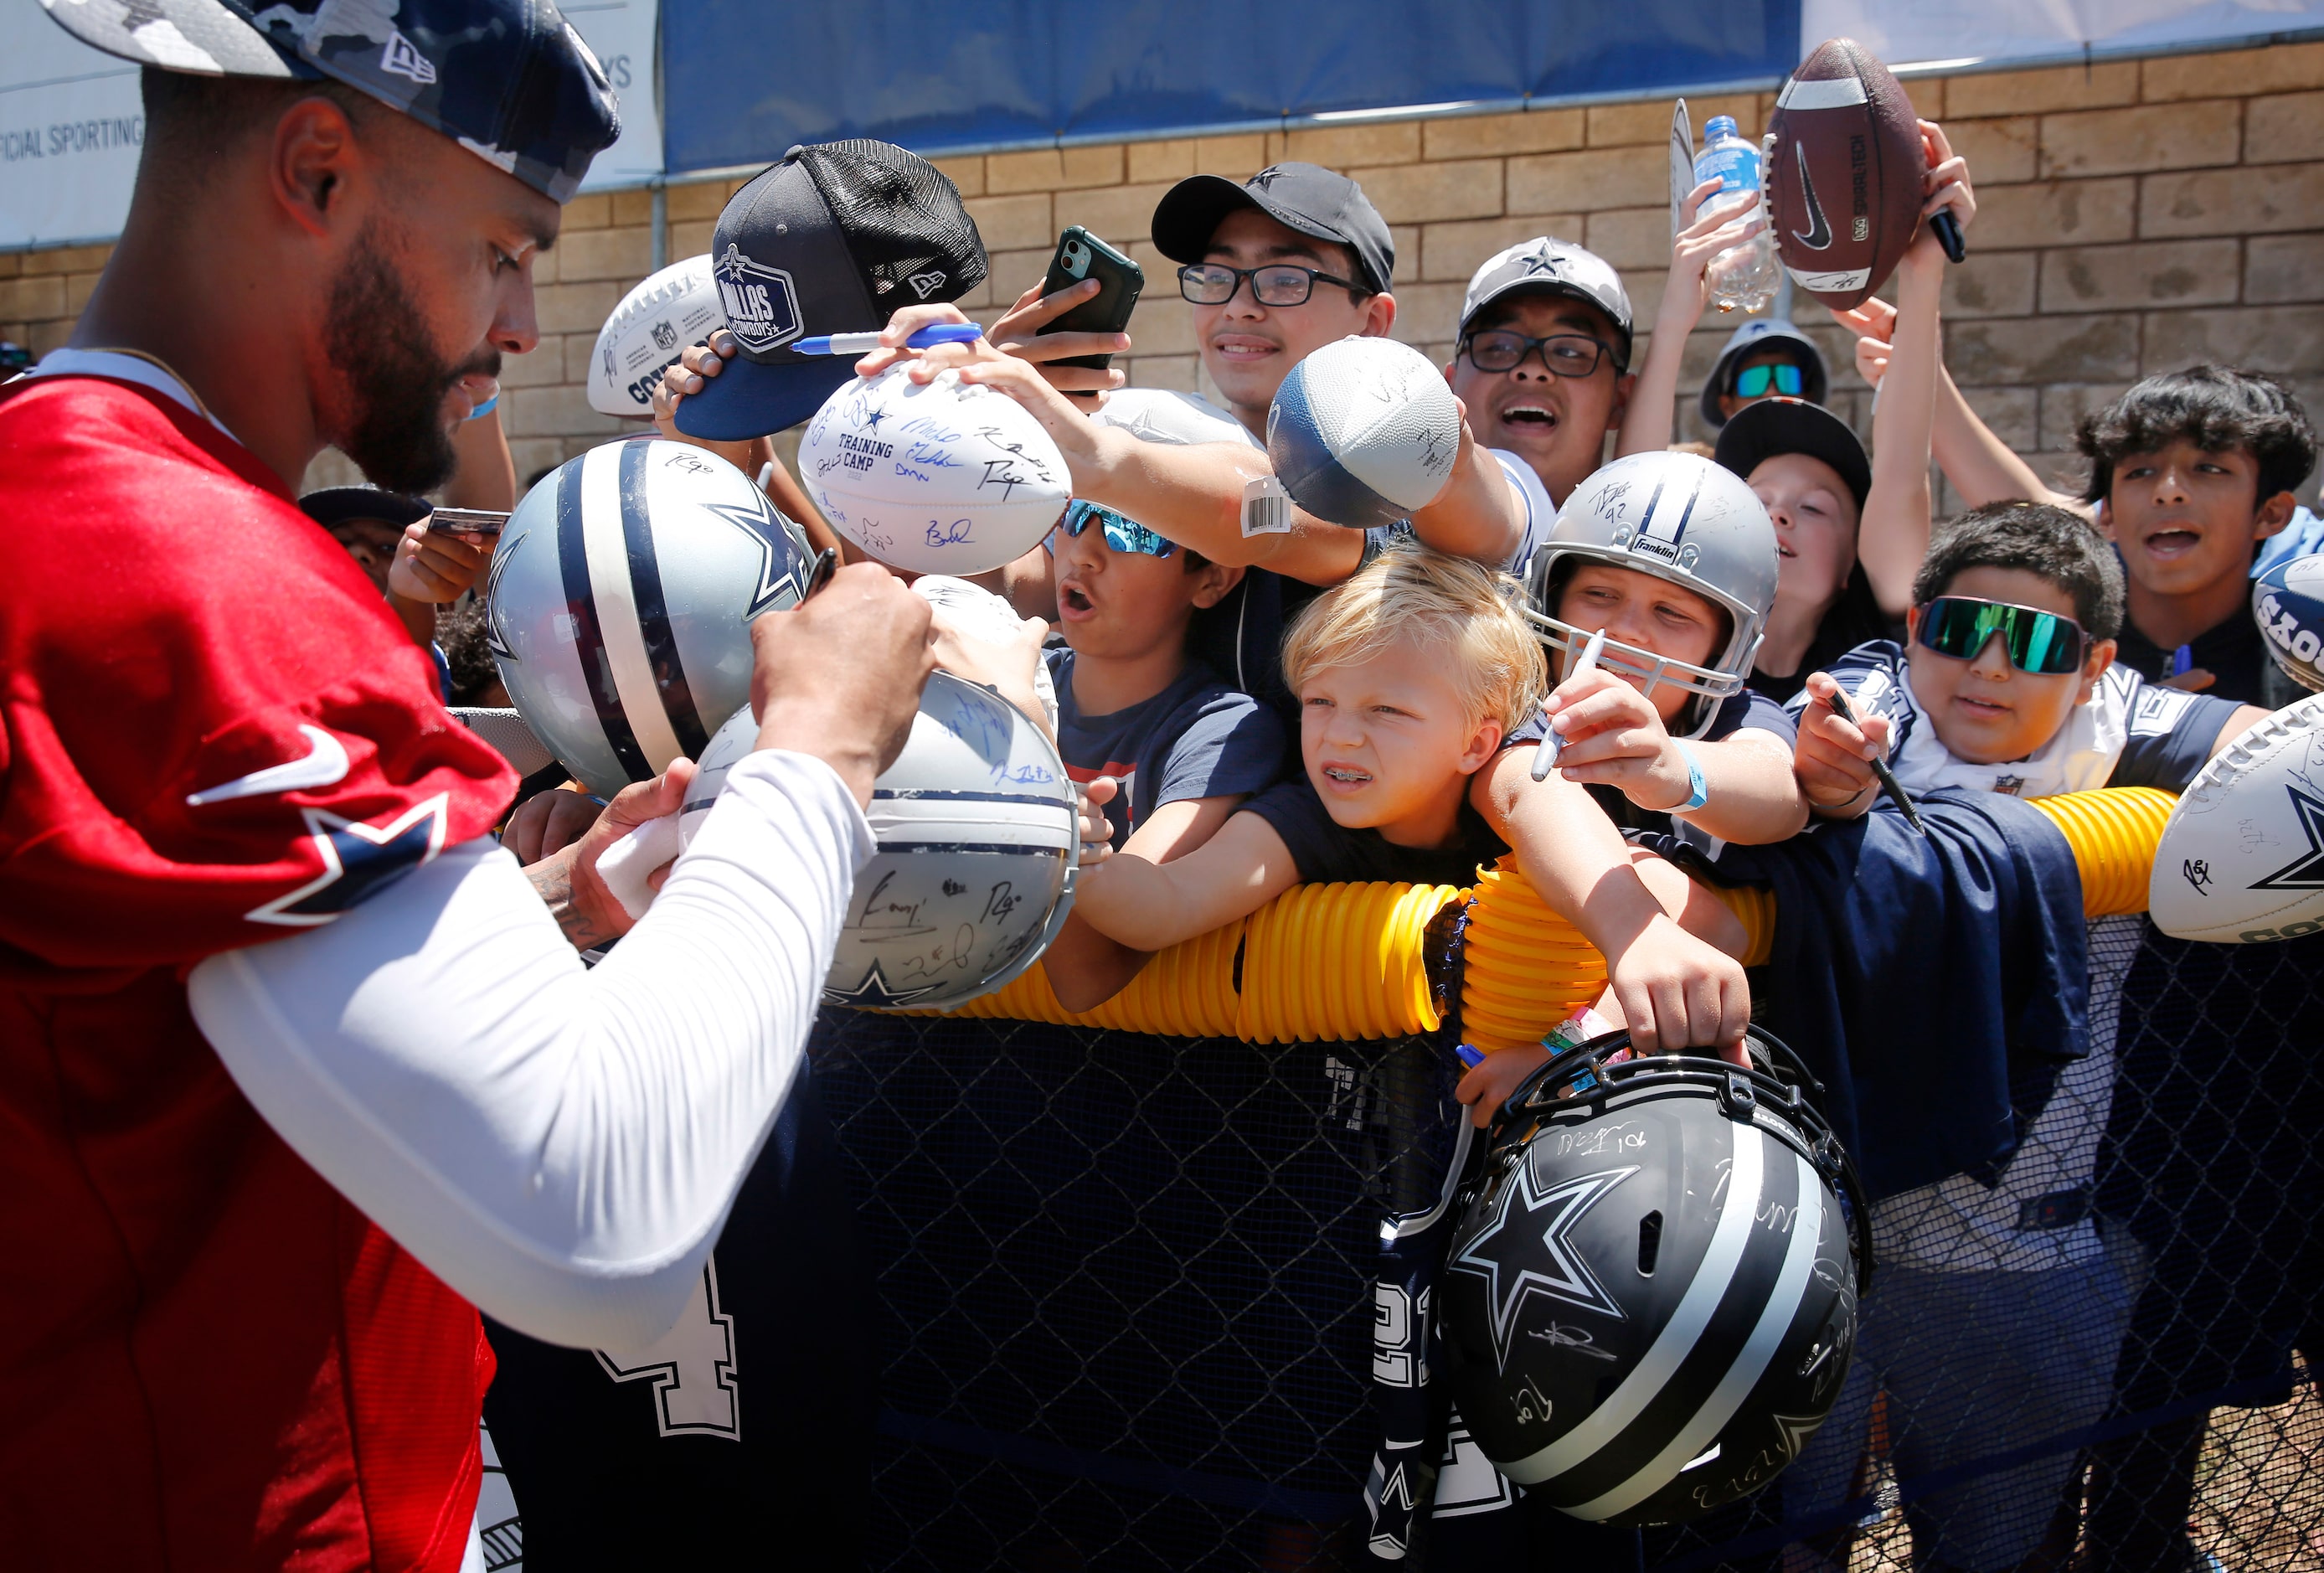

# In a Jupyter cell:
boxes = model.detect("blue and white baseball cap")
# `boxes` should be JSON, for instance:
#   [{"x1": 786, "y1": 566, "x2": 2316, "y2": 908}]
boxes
[
  {"x1": 1699, "y1": 318, "x2": 1830, "y2": 430},
  {"x1": 40, "y1": 0, "x2": 619, "y2": 203}
]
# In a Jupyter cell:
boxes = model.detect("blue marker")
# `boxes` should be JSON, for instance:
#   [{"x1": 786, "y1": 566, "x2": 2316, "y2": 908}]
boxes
[
  {"x1": 1533, "y1": 627, "x2": 1608, "y2": 781},
  {"x1": 1456, "y1": 1044, "x2": 1487, "y2": 1069},
  {"x1": 792, "y1": 322, "x2": 986, "y2": 357}
]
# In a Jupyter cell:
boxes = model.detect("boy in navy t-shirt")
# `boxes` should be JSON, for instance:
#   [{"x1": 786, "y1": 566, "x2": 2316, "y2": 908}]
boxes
[{"x1": 1038, "y1": 498, "x2": 1286, "y2": 1009}]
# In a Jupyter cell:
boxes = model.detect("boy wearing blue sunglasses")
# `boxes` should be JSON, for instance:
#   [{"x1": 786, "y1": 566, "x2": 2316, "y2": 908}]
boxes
[{"x1": 1035, "y1": 498, "x2": 1291, "y2": 1010}]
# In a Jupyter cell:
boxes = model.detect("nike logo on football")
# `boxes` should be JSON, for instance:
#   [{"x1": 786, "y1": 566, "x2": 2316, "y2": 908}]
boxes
[
  {"x1": 187, "y1": 725, "x2": 351, "y2": 806},
  {"x1": 1790, "y1": 151, "x2": 1833, "y2": 251}
]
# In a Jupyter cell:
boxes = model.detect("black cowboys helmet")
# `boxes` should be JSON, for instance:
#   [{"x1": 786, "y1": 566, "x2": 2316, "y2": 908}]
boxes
[{"x1": 1439, "y1": 1026, "x2": 1870, "y2": 1525}]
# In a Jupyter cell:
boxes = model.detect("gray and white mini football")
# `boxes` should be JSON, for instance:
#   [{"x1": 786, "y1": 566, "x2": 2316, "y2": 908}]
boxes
[
  {"x1": 683, "y1": 676, "x2": 1079, "y2": 1009},
  {"x1": 489, "y1": 440, "x2": 813, "y2": 797}
]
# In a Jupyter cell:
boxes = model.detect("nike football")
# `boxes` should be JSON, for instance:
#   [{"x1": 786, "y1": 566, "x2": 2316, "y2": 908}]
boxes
[
  {"x1": 1765, "y1": 38, "x2": 1927, "y2": 311},
  {"x1": 796, "y1": 364, "x2": 1072, "y2": 575},
  {"x1": 2150, "y1": 694, "x2": 2324, "y2": 944}
]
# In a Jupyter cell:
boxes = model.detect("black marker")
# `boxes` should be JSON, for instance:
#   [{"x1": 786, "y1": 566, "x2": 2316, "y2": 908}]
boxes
[
  {"x1": 1826, "y1": 683, "x2": 1927, "y2": 837},
  {"x1": 1931, "y1": 209, "x2": 1966, "y2": 264},
  {"x1": 801, "y1": 545, "x2": 838, "y2": 601}
]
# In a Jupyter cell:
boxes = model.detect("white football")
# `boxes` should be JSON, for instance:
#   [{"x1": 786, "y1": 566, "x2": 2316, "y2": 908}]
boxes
[
  {"x1": 1266, "y1": 336, "x2": 1461, "y2": 527},
  {"x1": 796, "y1": 364, "x2": 1071, "y2": 575},
  {"x1": 586, "y1": 255, "x2": 722, "y2": 418},
  {"x1": 2149, "y1": 694, "x2": 2324, "y2": 943},
  {"x1": 682, "y1": 673, "x2": 1078, "y2": 1009}
]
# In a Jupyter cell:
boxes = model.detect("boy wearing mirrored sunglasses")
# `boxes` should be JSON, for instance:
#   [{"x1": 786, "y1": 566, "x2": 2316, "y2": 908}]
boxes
[
  {"x1": 1036, "y1": 498, "x2": 1291, "y2": 1009},
  {"x1": 1791, "y1": 502, "x2": 2265, "y2": 814}
]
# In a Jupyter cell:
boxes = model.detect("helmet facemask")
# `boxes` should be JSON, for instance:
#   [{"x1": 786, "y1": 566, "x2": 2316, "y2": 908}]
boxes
[{"x1": 1523, "y1": 547, "x2": 1765, "y2": 740}]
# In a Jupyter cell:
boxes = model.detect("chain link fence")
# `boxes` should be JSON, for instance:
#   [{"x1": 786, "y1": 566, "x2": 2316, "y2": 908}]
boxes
[{"x1": 810, "y1": 919, "x2": 2324, "y2": 1570}]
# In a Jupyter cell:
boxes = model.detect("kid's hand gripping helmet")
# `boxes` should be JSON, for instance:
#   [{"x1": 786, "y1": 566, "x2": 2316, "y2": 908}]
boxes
[
  {"x1": 1439, "y1": 1024, "x2": 1871, "y2": 1526},
  {"x1": 1522, "y1": 451, "x2": 1780, "y2": 739}
]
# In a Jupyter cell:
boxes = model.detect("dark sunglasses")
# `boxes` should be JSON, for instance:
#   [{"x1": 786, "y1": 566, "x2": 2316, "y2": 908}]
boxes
[
  {"x1": 1047, "y1": 498, "x2": 1177, "y2": 559},
  {"x1": 1177, "y1": 262, "x2": 1366, "y2": 308},
  {"x1": 1915, "y1": 596, "x2": 2090, "y2": 675},
  {"x1": 1460, "y1": 329, "x2": 1618, "y2": 378},
  {"x1": 1733, "y1": 363, "x2": 1805, "y2": 398}
]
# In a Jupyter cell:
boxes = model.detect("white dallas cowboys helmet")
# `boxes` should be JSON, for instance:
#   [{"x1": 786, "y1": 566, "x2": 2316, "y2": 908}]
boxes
[
  {"x1": 587, "y1": 255, "x2": 722, "y2": 419},
  {"x1": 682, "y1": 678, "x2": 1079, "y2": 1010},
  {"x1": 1522, "y1": 451, "x2": 1779, "y2": 739},
  {"x1": 488, "y1": 439, "x2": 814, "y2": 797}
]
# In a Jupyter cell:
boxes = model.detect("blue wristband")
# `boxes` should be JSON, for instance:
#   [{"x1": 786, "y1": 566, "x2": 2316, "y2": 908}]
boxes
[
  {"x1": 466, "y1": 393, "x2": 500, "y2": 420},
  {"x1": 1673, "y1": 740, "x2": 1709, "y2": 812}
]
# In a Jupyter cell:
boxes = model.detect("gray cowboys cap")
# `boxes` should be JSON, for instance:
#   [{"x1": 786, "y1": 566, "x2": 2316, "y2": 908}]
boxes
[
  {"x1": 42, "y1": 0, "x2": 619, "y2": 203},
  {"x1": 1461, "y1": 238, "x2": 1634, "y2": 366}
]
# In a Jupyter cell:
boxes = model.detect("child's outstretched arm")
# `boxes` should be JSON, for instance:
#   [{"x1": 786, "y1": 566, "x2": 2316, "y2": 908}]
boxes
[
  {"x1": 1042, "y1": 792, "x2": 1257, "y2": 1012},
  {"x1": 1856, "y1": 121, "x2": 1976, "y2": 620},
  {"x1": 1615, "y1": 179, "x2": 1765, "y2": 458},
  {"x1": 1469, "y1": 750, "x2": 1749, "y2": 1056},
  {"x1": 1067, "y1": 807, "x2": 1303, "y2": 954},
  {"x1": 1840, "y1": 295, "x2": 2084, "y2": 517},
  {"x1": 1541, "y1": 667, "x2": 1808, "y2": 843}
]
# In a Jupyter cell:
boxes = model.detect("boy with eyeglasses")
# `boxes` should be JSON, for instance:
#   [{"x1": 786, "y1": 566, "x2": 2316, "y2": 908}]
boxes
[
  {"x1": 1775, "y1": 503, "x2": 2265, "y2": 1571},
  {"x1": 1033, "y1": 495, "x2": 1290, "y2": 1009},
  {"x1": 1444, "y1": 236, "x2": 1639, "y2": 507}
]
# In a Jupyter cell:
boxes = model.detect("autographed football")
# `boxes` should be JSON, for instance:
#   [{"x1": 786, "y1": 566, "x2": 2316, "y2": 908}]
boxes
[
  {"x1": 796, "y1": 364, "x2": 1071, "y2": 575},
  {"x1": 2149, "y1": 694, "x2": 2324, "y2": 944},
  {"x1": 586, "y1": 255, "x2": 720, "y2": 418},
  {"x1": 1765, "y1": 38, "x2": 1926, "y2": 311},
  {"x1": 1267, "y1": 336, "x2": 1461, "y2": 528},
  {"x1": 682, "y1": 672, "x2": 1079, "y2": 1009}
]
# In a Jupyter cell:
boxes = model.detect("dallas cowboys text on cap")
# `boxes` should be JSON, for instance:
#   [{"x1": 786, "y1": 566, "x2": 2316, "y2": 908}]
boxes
[{"x1": 42, "y1": 0, "x2": 620, "y2": 203}]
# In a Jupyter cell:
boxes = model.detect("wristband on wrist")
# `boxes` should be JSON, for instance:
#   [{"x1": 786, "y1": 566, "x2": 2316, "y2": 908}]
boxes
[
  {"x1": 1672, "y1": 740, "x2": 1709, "y2": 813},
  {"x1": 466, "y1": 393, "x2": 500, "y2": 421}
]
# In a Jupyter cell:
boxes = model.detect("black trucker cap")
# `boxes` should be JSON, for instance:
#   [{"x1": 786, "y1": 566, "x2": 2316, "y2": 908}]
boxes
[
  {"x1": 1151, "y1": 162, "x2": 1394, "y2": 295},
  {"x1": 1714, "y1": 396, "x2": 1872, "y2": 511},
  {"x1": 43, "y1": 0, "x2": 619, "y2": 203},
  {"x1": 674, "y1": 141, "x2": 990, "y2": 442}
]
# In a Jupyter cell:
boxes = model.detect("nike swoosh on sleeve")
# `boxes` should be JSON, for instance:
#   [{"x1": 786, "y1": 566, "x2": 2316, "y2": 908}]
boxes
[{"x1": 187, "y1": 725, "x2": 352, "y2": 806}]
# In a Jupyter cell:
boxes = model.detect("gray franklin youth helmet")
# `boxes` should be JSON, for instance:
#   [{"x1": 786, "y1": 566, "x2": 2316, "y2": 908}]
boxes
[{"x1": 1522, "y1": 451, "x2": 1779, "y2": 740}]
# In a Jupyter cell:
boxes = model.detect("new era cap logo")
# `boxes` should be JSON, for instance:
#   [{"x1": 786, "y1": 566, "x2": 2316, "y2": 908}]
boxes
[
  {"x1": 715, "y1": 244, "x2": 803, "y2": 354},
  {"x1": 907, "y1": 271, "x2": 947, "y2": 300},
  {"x1": 380, "y1": 31, "x2": 437, "y2": 85}
]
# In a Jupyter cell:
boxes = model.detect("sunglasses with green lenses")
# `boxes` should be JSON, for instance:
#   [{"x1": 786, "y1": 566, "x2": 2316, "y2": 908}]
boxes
[
  {"x1": 1049, "y1": 498, "x2": 1177, "y2": 559},
  {"x1": 1732, "y1": 363, "x2": 1805, "y2": 398},
  {"x1": 1914, "y1": 596, "x2": 2090, "y2": 675}
]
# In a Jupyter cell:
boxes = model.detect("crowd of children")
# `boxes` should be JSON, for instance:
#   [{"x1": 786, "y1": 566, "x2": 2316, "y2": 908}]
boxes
[{"x1": 351, "y1": 118, "x2": 2322, "y2": 1567}]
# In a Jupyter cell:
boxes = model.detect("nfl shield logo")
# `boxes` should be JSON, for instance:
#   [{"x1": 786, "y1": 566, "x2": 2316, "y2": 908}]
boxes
[
  {"x1": 651, "y1": 319, "x2": 679, "y2": 352},
  {"x1": 715, "y1": 245, "x2": 803, "y2": 354}
]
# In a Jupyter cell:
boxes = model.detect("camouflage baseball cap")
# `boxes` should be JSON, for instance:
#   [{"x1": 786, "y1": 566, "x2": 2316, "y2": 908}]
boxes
[{"x1": 40, "y1": 0, "x2": 620, "y2": 203}]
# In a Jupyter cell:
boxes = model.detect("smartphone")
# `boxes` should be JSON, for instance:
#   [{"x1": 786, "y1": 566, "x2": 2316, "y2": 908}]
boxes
[
  {"x1": 428, "y1": 507, "x2": 510, "y2": 537},
  {"x1": 1038, "y1": 226, "x2": 1143, "y2": 374}
]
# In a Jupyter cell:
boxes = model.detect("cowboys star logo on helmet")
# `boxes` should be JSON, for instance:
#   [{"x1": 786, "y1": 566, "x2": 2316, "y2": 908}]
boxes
[{"x1": 1451, "y1": 1164, "x2": 1636, "y2": 1369}]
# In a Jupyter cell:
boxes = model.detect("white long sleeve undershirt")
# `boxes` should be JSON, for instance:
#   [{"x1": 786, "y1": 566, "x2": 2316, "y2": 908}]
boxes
[{"x1": 186, "y1": 749, "x2": 872, "y2": 1351}]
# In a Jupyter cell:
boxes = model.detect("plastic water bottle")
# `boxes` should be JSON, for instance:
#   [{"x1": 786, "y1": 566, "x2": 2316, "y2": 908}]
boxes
[{"x1": 1693, "y1": 116, "x2": 1779, "y2": 314}]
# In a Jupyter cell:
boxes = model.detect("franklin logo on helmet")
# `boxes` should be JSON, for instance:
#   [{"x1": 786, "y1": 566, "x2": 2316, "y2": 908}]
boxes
[{"x1": 1523, "y1": 450, "x2": 1780, "y2": 739}]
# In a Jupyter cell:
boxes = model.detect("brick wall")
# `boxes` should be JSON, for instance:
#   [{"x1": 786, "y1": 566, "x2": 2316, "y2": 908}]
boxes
[{"x1": 10, "y1": 39, "x2": 2321, "y2": 508}]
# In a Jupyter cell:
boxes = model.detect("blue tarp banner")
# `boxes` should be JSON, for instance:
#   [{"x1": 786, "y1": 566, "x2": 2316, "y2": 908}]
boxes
[{"x1": 660, "y1": 0, "x2": 1802, "y2": 174}]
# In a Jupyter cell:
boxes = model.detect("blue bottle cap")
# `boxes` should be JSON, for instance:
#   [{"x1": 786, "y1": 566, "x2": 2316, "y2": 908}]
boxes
[{"x1": 1704, "y1": 116, "x2": 1739, "y2": 139}]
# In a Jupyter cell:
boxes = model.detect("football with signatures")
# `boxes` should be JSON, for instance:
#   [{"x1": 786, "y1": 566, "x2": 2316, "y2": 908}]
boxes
[
  {"x1": 684, "y1": 671, "x2": 1079, "y2": 1008},
  {"x1": 1765, "y1": 37, "x2": 1927, "y2": 311},
  {"x1": 1267, "y1": 335, "x2": 1461, "y2": 528},
  {"x1": 797, "y1": 363, "x2": 1071, "y2": 574},
  {"x1": 2150, "y1": 694, "x2": 2324, "y2": 944}
]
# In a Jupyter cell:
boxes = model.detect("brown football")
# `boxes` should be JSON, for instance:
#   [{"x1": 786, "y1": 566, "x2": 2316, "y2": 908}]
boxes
[{"x1": 1765, "y1": 38, "x2": 1926, "y2": 311}]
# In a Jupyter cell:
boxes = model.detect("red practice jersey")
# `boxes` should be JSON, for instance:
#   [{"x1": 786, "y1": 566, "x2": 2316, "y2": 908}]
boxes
[{"x1": 0, "y1": 373, "x2": 518, "y2": 1570}]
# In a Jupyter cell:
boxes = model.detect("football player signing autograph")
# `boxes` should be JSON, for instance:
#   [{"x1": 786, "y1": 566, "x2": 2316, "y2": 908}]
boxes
[{"x1": 0, "y1": 4, "x2": 931, "y2": 1570}]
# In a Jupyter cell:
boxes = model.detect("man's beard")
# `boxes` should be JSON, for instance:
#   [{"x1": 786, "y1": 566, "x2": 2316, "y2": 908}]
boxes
[{"x1": 323, "y1": 224, "x2": 496, "y2": 495}]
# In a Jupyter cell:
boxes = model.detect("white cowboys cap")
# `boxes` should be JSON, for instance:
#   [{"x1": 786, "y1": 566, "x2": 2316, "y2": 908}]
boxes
[
  {"x1": 588, "y1": 255, "x2": 724, "y2": 418},
  {"x1": 1459, "y1": 239, "x2": 1634, "y2": 364}
]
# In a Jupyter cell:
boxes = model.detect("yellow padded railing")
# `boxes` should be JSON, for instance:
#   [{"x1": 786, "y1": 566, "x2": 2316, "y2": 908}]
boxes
[{"x1": 904, "y1": 786, "x2": 2173, "y2": 1046}]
